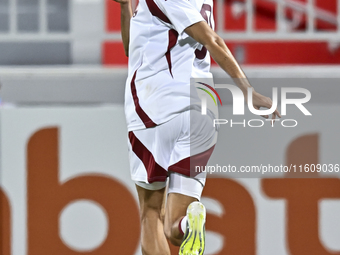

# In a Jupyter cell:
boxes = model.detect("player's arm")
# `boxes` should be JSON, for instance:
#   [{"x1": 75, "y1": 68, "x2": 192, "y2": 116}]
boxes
[
  {"x1": 113, "y1": 0, "x2": 133, "y2": 56},
  {"x1": 185, "y1": 21, "x2": 281, "y2": 119}
]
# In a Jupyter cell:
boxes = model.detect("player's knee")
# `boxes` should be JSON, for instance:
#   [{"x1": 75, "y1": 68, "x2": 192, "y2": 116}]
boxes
[{"x1": 140, "y1": 202, "x2": 162, "y2": 220}]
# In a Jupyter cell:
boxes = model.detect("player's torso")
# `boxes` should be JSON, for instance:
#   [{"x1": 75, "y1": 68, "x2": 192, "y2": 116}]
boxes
[
  {"x1": 125, "y1": 0, "x2": 215, "y2": 131},
  {"x1": 128, "y1": 0, "x2": 207, "y2": 82}
]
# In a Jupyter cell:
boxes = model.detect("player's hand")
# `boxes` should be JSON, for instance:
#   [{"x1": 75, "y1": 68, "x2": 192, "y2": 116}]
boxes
[
  {"x1": 251, "y1": 90, "x2": 281, "y2": 120},
  {"x1": 112, "y1": 0, "x2": 130, "y2": 4}
]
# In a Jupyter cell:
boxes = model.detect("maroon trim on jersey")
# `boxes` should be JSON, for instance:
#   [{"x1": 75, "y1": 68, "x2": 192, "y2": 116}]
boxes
[
  {"x1": 146, "y1": 0, "x2": 172, "y2": 24},
  {"x1": 200, "y1": 4, "x2": 212, "y2": 28},
  {"x1": 129, "y1": 131, "x2": 168, "y2": 183},
  {"x1": 130, "y1": 69, "x2": 157, "y2": 128},
  {"x1": 195, "y1": 4, "x2": 212, "y2": 60},
  {"x1": 165, "y1": 29, "x2": 179, "y2": 77},
  {"x1": 195, "y1": 47, "x2": 208, "y2": 60},
  {"x1": 168, "y1": 145, "x2": 215, "y2": 177}
]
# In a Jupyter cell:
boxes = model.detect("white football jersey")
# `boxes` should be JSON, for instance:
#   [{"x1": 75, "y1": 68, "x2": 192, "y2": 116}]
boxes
[
  {"x1": 192, "y1": 0, "x2": 215, "y2": 79},
  {"x1": 125, "y1": 0, "x2": 214, "y2": 131}
]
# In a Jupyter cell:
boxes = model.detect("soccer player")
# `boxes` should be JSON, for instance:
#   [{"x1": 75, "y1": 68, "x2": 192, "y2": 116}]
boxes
[{"x1": 113, "y1": 0, "x2": 280, "y2": 254}]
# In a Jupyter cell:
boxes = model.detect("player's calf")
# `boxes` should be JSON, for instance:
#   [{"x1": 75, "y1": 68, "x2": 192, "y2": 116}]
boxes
[{"x1": 164, "y1": 217, "x2": 185, "y2": 246}]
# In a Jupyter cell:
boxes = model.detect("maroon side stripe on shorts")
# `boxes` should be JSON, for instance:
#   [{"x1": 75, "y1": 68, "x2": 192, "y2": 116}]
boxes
[
  {"x1": 145, "y1": 0, "x2": 172, "y2": 24},
  {"x1": 129, "y1": 131, "x2": 168, "y2": 183},
  {"x1": 130, "y1": 69, "x2": 157, "y2": 128},
  {"x1": 168, "y1": 146, "x2": 216, "y2": 177},
  {"x1": 165, "y1": 29, "x2": 179, "y2": 77}
]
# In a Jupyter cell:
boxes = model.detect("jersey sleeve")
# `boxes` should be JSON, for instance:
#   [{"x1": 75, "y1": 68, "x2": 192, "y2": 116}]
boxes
[{"x1": 154, "y1": 0, "x2": 205, "y2": 35}]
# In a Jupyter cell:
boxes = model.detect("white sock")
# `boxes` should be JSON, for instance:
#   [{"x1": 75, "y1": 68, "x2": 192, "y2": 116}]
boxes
[{"x1": 180, "y1": 215, "x2": 188, "y2": 235}]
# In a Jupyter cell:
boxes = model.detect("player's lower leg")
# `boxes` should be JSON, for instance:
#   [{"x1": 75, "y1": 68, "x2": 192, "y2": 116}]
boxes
[
  {"x1": 179, "y1": 201, "x2": 206, "y2": 255},
  {"x1": 164, "y1": 193, "x2": 198, "y2": 246},
  {"x1": 136, "y1": 185, "x2": 171, "y2": 255}
]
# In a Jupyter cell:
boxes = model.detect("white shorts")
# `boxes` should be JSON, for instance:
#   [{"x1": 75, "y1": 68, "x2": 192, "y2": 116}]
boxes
[
  {"x1": 128, "y1": 109, "x2": 217, "y2": 199},
  {"x1": 136, "y1": 172, "x2": 205, "y2": 200}
]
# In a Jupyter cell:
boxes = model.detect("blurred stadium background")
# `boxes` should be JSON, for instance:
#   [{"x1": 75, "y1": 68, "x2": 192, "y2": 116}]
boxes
[{"x1": 0, "y1": 0, "x2": 340, "y2": 255}]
